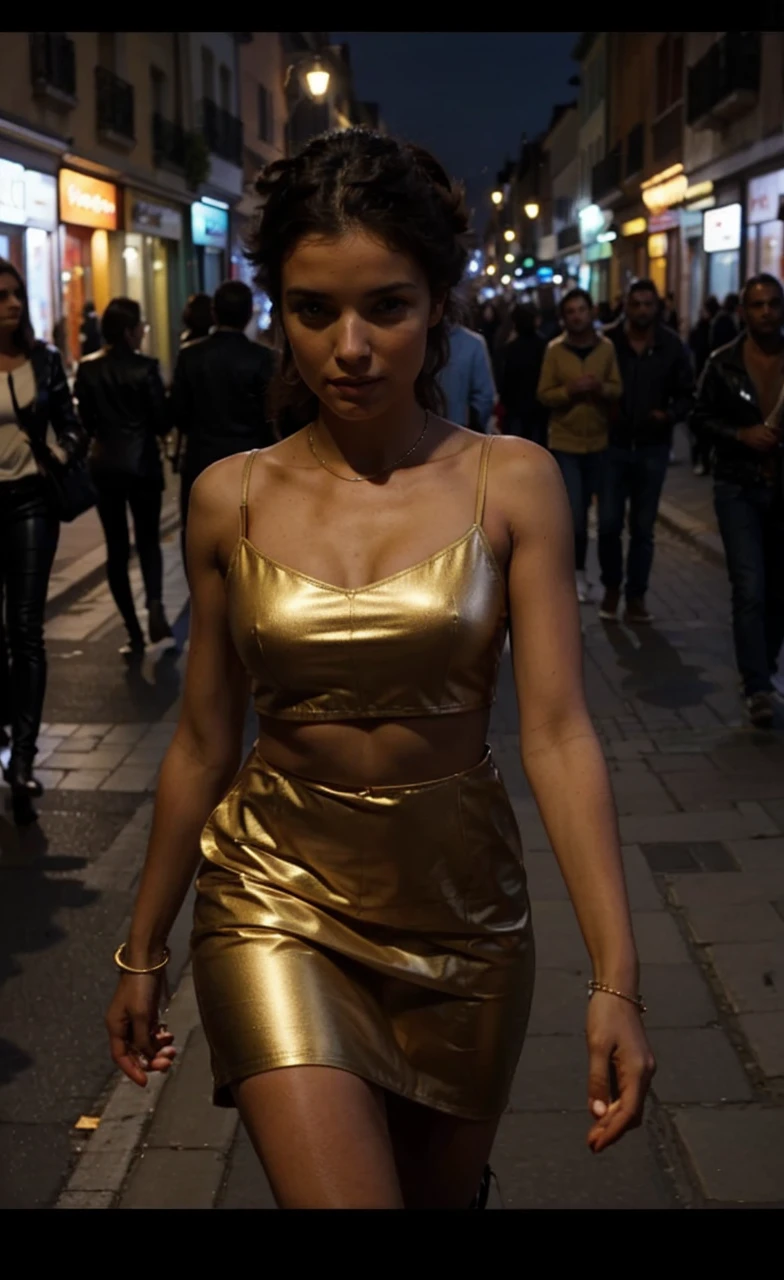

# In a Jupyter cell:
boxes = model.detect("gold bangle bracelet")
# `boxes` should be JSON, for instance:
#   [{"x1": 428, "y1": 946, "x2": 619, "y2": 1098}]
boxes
[
  {"x1": 114, "y1": 943, "x2": 171, "y2": 975},
  {"x1": 587, "y1": 980, "x2": 646, "y2": 1014}
]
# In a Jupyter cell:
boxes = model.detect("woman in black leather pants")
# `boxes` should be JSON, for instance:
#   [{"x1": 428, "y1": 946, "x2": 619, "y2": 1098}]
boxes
[{"x1": 0, "y1": 259, "x2": 84, "y2": 817}]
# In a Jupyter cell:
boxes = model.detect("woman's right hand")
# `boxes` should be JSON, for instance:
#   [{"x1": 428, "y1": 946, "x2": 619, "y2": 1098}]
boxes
[{"x1": 106, "y1": 974, "x2": 177, "y2": 1087}]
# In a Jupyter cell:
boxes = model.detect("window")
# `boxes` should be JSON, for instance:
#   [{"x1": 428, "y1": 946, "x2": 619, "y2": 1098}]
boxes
[
  {"x1": 656, "y1": 33, "x2": 684, "y2": 115},
  {"x1": 201, "y1": 46, "x2": 215, "y2": 101},
  {"x1": 219, "y1": 64, "x2": 231, "y2": 112},
  {"x1": 151, "y1": 66, "x2": 166, "y2": 118},
  {"x1": 258, "y1": 83, "x2": 272, "y2": 142},
  {"x1": 98, "y1": 31, "x2": 116, "y2": 72}
]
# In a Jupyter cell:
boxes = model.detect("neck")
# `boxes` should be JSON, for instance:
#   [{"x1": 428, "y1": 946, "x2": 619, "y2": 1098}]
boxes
[
  {"x1": 0, "y1": 331, "x2": 19, "y2": 357},
  {"x1": 626, "y1": 320, "x2": 653, "y2": 344},
  {"x1": 215, "y1": 325, "x2": 243, "y2": 333},
  {"x1": 748, "y1": 331, "x2": 784, "y2": 357},
  {"x1": 567, "y1": 329, "x2": 594, "y2": 348},
  {"x1": 315, "y1": 395, "x2": 429, "y2": 476}
]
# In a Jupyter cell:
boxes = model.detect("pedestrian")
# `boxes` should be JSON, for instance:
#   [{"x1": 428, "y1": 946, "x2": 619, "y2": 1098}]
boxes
[
  {"x1": 599, "y1": 278, "x2": 695, "y2": 624},
  {"x1": 437, "y1": 320, "x2": 496, "y2": 430},
  {"x1": 497, "y1": 303, "x2": 548, "y2": 445},
  {"x1": 105, "y1": 127, "x2": 654, "y2": 1211},
  {"x1": 661, "y1": 291, "x2": 680, "y2": 335},
  {"x1": 537, "y1": 287, "x2": 622, "y2": 602},
  {"x1": 691, "y1": 272, "x2": 784, "y2": 728},
  {"x1": 169, "y1": 280, "x2": 277, "y2": 570},
  {"x1": 688, "y1": 296, "x2": 720, "y2": 475},
  {"x1": 710, "y1": 292, "x2": 741, "y2": 351},
  {"x1": 79, "y1": 299, "x2": 102, "y2": 358},
  {"x1": 610, "y1": 294, "x2": 624, "y2": 323},
  {"x1": 179, "y1": 292, "x2": 213, "y2": 347},
  {"x1": 0, "y1": 258, "x2": 85, "y2": 820},
  {"x1": 74, "y1": 297, "x2": 173, "y2": 658}
]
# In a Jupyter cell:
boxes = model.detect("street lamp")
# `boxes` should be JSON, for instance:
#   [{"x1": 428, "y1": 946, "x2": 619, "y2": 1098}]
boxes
[
  {"x1": 304, "y1": 59, "x2": 330, "y2": 100},
  {"x1": 285, "y1": 52, "x2": 331, "y2": 102},
  {"x1": 485, "y1": 263, "x2": 496, "y2": 276},
  {"x1": 501, "y1": 274, "x2": 511, "y2": 285},
  {"x1": 524, "y1": 201, "x2": 540, "y2": 220},
  {"x1": 491, "y1": 190, "x2": 503, "y2": 206},
  {"x1": 504, "y1": 252, "x2": 515, "y2": 263},
  {"x1": 503, "y1": 229, "x2": 515, "y2": 243}
]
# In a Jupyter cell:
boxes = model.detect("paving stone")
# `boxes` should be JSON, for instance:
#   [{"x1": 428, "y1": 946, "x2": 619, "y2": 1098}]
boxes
[
  {"x1": 641, "y1": 841, "x2": 738, "y2": 873},
  {"x1": 621, "y1": 845, "x2": 665, "y2": 911},
  {"x1": 708, "y1": 940, "x2": 784, "y2": 1013},
  {"x1": 102, "y1": 723, "x2": 151, "y2": 746},
  {"x1": 58, "y1": 768, "x2": 111, "y2": 791},
  {"x1": 45, "y1": 723, "x2": 79, "y2": 737},
  {"x1": 668, "y1": 869, "x2": 784, "y2": 909},
  {"x1": 608, "y1": 738, "x2": 656, "y2": 760},
  {"x1": 119, "y1": 1149, "x2": 226, "y2": 1209},
  {"x1": 490, "y1": 1112, "x2": 675, "y2": 1209},
  {"x1": 673, "y1": 1107, "x2": 784, "y2": 1204},
  {"x1": 512, "y1": 799, "x2": 550, "y2": 851},
  {"x1": 665, "y1": 772, "x2": 784, "y2": 807},
  {"x1": 32, "y1": 768, "x2": 65, "y2": 790},
  {"x1": 508, "y1": 1035, "x2": 587, "y2": 1111},
  {"x1": 526, "y1": 969, "x2": 585, "y2": 1036},
  {"x1": 710, "y1": 745, "x2": 784, "y2": 773},
  {"x1": 646, "y1": 754, "x2": 721, "y2": 774},
  {"x1": 219, "y1": 1127, "x2": 276, "y2": 1209},
  {"x1": 736, "y1": 1012, "x2": 784, "y2": 1078},
  {"x1": 736, "y1": 801, "x2": 780, "y2": 837},
  {"x1": 55, "y1": 1191, "x2": 115, "y2": 1209},
  {"x1": 529, "y1": 901, "x2": 588, "y2": 969},
  {"x1": 145, "y1": 1027, "x2": 239, "y2": 1151},
  {"x1": 620, "y1": 809, "x2": 766, "y2": 845},
  {"x1": 100, "y1": 765, "x2": 158, "y2": 792},
  {"x1": 762, "y1": 799, "x2": 784, "y2": 831},
  {"x1": 632, "y1": 911, "x2": 692, "y2": 965},
  {"x1": 70, "y1": 723, "x2": 114, "y2": 740},
  {"x1": 647, "y1": 1028, "x2": 752, "y2": 1103},
  {"x1": 686, "y1": 902, "x2": 784, "y2": 945},
  {"x1": 642, "y1": 963, "x2": 719, "y2": 1028},
  {"x1": 45, "y1": 745, "x2": 130, "y2": 771},
  {"x1": 727, "y1": 838, "x2": 784, "y2": 871},
  {"x1": 523, "y1": 850, "x2": 569, "y2": 901}
]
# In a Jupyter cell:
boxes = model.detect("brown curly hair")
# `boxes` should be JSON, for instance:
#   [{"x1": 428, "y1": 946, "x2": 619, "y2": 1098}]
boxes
[{"x1": 245, "y1": 128, "x2": 470, "y2": 429}]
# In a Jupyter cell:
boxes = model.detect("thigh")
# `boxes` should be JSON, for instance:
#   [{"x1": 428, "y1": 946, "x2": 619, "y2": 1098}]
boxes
[
  {"x1": 4, "y1": 495, "x2": 58, "y2": 628},
  {"x1": 127, "y1": 476, "x2": 162, "y2": 545},
  {"x1": 552, "y1": 451, "x2": 582, "y2": 522},
  {"x1": 599, "y1": 448, "x2": 628, "y2": 531},
  {"x1": 95, "y1": 478, "x2": 130, "y2": 554},
  {"x1": 234, "y1": 1066, "x2": 404, "y2": 1209},
  {"x1": 628, "y1": 445, "x2": 669, "y2": 534},
  {"x1": 386, "y1": 1091, "x2": 499, "y2": 1209},
  {"x1": 762, "y1": 497, "x2": 784, "y2": 599},
  {"x1": 714, "y1": 483, "x2": 765, "y2": 595}
]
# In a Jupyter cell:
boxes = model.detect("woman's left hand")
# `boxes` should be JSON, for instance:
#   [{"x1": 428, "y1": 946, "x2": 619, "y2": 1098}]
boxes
[{"x1": 585, "y1": 992, "x2": 656, "y2": 1153}]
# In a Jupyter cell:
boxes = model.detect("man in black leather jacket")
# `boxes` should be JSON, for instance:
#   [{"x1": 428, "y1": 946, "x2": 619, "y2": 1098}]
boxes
[
  {"x1": 691, "y1": 273, "x2": 784, "y2": 727},
  {"x1": 170, "y1": 280, "x2": 276, "y2": 570},
  {"x1": 75, "y1": 297, "x2": 173, "y2": 655}
]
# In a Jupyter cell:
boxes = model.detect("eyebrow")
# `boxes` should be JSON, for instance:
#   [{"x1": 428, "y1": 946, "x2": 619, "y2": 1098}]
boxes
[{"x1": 285, "y1": 282, "x2": 418, "y2": 300}]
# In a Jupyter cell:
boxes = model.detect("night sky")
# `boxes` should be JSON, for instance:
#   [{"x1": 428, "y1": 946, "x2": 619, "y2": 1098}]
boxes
[{"x1": 332, "y1": 32, "x2": 579, "y2": 229}]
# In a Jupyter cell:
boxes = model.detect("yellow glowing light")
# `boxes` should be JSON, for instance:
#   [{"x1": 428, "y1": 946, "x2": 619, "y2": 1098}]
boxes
[
  {"x1": 504, "y1": 252, "x2": 515, "y2": 263},
  {"x1": 684, "y1": 181, "x2": 714, "y2": 202},
  {"x1": 485, "y1": 263, "x2": 496, "y2": 276},
  {"x1": 503, "y1": 229, "x2": 515, "y2": 242},
  {"x1": 641, "y1": 164, "x2": 687, "y2": 214},
  {"x1": 501, "y1": 274, "x2": 511, "y2": 285},
  {"x1": 491, "y1": 190, "x2": 503, "y2": 206},
  {"x1": 621, "y1": 217, "x2": 647, "y2": 237},
  {"x1": 648, "y1": 233, "x2": 668, "y2": 259},
  {"x1": 524, "y1": 202, "x2": 540, "y2": 219},
  {"x1": 305, "y1": 66, "x2": 330, "y2": 99}
]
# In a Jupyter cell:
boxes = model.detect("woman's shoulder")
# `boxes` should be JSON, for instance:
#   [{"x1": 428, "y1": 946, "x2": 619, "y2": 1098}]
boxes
[
  {"x1": 191, "y1": 439, "x2": 293, "y2": 508},
  {"x1": 488, "y1": 433, "x2": 561, "y2": 490}
]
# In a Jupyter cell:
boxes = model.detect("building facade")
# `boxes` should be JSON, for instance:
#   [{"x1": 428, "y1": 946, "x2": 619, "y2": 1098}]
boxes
[
  {"x1": 573, "y1": 32, "x2": 612, "y2": 301},
  {"x1": 545, "y1": 102, "x2": 580, "y2": 292}
]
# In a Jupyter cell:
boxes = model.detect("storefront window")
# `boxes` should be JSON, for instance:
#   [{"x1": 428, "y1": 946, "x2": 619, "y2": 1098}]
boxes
[
  {"x1": 25, "y1": 226, "x2": 55, "y2": 343},
  {"x1": 708, "y1": 251, "x2": 740, "y2": 300},
  {"x1": 757, "y1": 221, "x2": 783, "y2": 279}
]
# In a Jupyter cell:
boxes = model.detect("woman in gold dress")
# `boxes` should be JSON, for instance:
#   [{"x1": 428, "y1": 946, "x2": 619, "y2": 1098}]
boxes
[{"x1": 105, "y1": 129, "x2": 655, "y2": 1209}]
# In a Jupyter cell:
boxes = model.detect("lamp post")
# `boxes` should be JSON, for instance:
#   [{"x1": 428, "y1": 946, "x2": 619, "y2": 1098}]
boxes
[
  {"x1": 491, "y1": 189, "x2": 503, "y2": 206},
  {"x1": 524, "y1": 201, "x2": 540, "y2": 220},
  {"x1": 284, "y1": 52, "x2": 333, "y2": 154}
]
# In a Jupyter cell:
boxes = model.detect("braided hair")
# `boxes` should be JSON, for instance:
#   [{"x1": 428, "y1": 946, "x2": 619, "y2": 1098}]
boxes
[{"x1": 245, "y1": 128, "x2": 470, "y2": 427}]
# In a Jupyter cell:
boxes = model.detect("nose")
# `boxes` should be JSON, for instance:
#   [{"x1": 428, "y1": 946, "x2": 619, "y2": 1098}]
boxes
[{"x1": 334, "y1": 312, "x2": 372, "y2": 369}]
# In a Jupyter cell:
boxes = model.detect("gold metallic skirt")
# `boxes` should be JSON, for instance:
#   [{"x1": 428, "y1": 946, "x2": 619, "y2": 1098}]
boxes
[{"x1": 191, "y1": 746, "x2": 535, "y2": 1120}]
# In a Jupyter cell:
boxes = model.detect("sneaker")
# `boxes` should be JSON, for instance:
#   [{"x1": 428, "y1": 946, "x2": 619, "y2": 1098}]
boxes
[
  {"x1": 746, "y1": 691, "x2": 775, "y2": 728},
  {"x1": 599, "y1": 587, "x2": 620, "y2": 621},
  {"x1": 624, "y1": 597, "x2": 653, "y2": 625},
  {"x1": 148, "y1": 601, "x2": 174, "y2": 645}
]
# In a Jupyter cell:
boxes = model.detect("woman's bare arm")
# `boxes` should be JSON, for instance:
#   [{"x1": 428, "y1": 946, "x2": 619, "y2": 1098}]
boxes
[{"x1": 125, "y1": 463, "x2": 250, "y2": 967}]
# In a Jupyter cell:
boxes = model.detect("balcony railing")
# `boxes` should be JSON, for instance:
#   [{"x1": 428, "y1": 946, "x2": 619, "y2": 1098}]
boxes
[
  {"x1": 591, "y1": 144, "x2": 622, "y2": 204},
  {"x1": 96, "y1": 66, "x2": 135, "y2": 145},
  {"x1": 30, "y1": 32, "x2": 76, "y2": 105},
  {"x1": 625, "y1": 123, "x2": 644, "y2": 178},
  {"x1": 152, "y1": 113, "x2": 186, "y2": 169},
  {"x1": 557, "y1": 223, "x2": 580, "y2": 252},
  {"x1": 202, "y1": 97, "x2": 243, "y2": 166},
  {"x1": 687, "y1": 31, "x2": 761, "y2": 129},
  {"x1": 652, "y1": 101, "x2": 683, "y2": 162}
]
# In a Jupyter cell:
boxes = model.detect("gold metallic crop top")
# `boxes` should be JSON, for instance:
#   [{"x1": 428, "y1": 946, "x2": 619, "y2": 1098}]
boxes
[{"x1": 226, "y1": 436, "x2": 507, "y2": 720}]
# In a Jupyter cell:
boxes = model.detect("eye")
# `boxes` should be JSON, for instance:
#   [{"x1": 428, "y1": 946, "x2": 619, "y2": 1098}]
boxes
[{"x1": 374, "y1": 297, "x2": 409, "y2": 317}]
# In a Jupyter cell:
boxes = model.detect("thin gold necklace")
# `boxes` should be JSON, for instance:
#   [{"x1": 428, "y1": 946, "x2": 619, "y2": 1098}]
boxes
[{"x1": 308, "y1": 411, "x2": 429, "y2": 482}]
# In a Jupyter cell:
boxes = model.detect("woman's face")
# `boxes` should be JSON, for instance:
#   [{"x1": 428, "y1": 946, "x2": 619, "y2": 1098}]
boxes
[
  {"x1": 0, "y1": 273, "x2": 24, "y2": 335},
  {"x1": 281, "y1": 228, "x2": 443, "y2": 422}
]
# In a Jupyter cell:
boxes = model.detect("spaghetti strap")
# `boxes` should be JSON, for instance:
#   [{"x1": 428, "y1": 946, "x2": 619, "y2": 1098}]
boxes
[
  {"x1": 474, "y1": 435, "x2": 493, "y2": 527},
  {"x1": 239, "y1": 450, "x2": 258, "y2": 539}
]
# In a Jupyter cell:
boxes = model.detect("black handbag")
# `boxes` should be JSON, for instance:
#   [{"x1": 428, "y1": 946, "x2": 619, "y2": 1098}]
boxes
[{"x1": 9, "y1": 370, "x2": 96, "y2": 523}]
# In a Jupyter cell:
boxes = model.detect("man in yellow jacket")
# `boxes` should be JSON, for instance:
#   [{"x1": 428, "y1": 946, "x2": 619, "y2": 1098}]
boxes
[{"x1": 537, "y1": 288, "x2": 622, "y2": 601}]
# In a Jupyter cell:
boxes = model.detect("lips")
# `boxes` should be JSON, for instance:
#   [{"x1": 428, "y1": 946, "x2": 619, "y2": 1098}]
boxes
[{"x1": 329, "y1": 377, "x2": 382, "y2": 388}]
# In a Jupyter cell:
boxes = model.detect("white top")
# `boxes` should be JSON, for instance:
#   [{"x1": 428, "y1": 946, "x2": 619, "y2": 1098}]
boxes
[{"x1": 0, "y1": 360, "x2": 64, "y2": 482}]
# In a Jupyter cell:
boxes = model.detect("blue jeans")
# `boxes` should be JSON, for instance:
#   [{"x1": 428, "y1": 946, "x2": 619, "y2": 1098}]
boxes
[
  {"x1": 552, "y1": 449, "x2": 605, "y2": 572},
  {"x1": 714, "y1": 480, "x2": 784, "y2": 697},
  {"x1": 598, "y1": 443, "x2": 670, "y2": 600}
]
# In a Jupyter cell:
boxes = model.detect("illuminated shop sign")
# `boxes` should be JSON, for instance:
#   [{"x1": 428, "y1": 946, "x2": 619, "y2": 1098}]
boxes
[
  {"x1": 59, "y1": 169, "x2": 118, "y2": 230},
  {"x1": 746, "y1": 171, "x2": 784, "y2": 226},
  {"x1": 648, "y1": 233, "x2": 668, "y2": 259},
  {"x1": 641, "y1": 163, "x2": 688, "y2": 214},
  {"x1": 128, "y1": 194, "x2": 182, "y2": 240},
  {"x1": 0, "y1": 161, "x2": 57, "y2": 231},
  {"x1": 703, "y1": 203, "x2": 742, "y2": 253},
  {"x1": 191, "y1": 200, "x2": 228, "y2": 249},
  {"x1": 621, "y1": 217, "x2": 647, "y2": 237}
]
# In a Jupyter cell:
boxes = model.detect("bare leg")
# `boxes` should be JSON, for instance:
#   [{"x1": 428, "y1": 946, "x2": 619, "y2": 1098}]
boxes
[
  {"x1": 233, "y1": 1065, "x2": 404, "y2": 1209},
  {"x1": 385, "y1": 1091, "x2": 500, "y2": 1209}
]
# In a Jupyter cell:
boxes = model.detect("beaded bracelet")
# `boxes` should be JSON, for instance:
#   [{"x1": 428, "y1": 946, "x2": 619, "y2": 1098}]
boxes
[{"x1": 587, "y1": 980, "x2": 646, "y2": 1014}]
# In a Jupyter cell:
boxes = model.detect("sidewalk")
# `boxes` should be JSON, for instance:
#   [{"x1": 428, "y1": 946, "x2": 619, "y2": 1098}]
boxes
[{"x1": 54, "y1": 450, "x2": 784, "y2": 1211}]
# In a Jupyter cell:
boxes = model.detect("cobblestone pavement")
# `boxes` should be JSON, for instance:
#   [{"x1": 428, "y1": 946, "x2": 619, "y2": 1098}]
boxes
[{"x1": 3, "y1": 457, "x2": 784, "y2": 1210}]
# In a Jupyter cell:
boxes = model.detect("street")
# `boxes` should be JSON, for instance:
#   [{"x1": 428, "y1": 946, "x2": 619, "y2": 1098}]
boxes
[{"x1": 2, "y1": 433, "x2": 784, "y2": 1210}]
